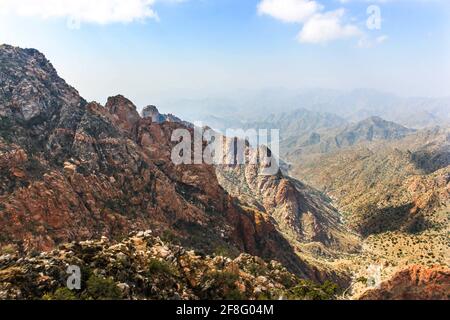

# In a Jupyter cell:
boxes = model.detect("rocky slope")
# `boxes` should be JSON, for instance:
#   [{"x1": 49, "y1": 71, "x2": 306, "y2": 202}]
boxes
[
  {"x1": 358, "y1": 265, "x2": 450, "y2": 300},
  {"x1": 0, "y1": 231, "x2": 340, "y2": 300}
]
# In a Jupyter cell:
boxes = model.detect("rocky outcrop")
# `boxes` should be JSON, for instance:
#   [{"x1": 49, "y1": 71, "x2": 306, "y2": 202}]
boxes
[
  {"x1": 142, "y1": 105, "x2": 188, "y2": 126},
  {"x1": 142, "y1": 105, "x2": 162, "y2": 123},
  {"x1": 105, "y1": 95, "x2": 140, "y2": 134},
  {"x1": 359, "y1": 265, "x2": 450, "y2": 300},
  {"x1": 0, "y1": 44, "x2": 86, "y2": 164}
]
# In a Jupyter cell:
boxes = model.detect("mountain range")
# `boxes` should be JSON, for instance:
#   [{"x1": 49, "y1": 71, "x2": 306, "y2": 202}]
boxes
[
  {"x1": 0, "y1": 44, "x2": 448, "y2": 300},
  {"x1": 165, "y1": 88, "x2": 450, "y2": 131}
]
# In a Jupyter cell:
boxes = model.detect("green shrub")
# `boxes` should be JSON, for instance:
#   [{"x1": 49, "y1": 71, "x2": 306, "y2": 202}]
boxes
[
  {"x1": 320, "y1": 280, "x2": 339, "y2": 297},
  {"x1": 84, "y1": 275, "x2": 122, "y2": 300},
  {"x1": 208, "y1": 271, "x2": 239, "y2": 287},
  {"x1": 286, "y1": 279, "x2": 339, "y2": 300},
  {"x1": 213, "y1": 245, "x2": 233, "y2": 258},
  {"x1": 0, "y1": 244, "x2": 16, "y2": 255},
  {"x1": 203, "y1": 271, "x2": 248, "y2": 300},
  {"x1": 42, "y1": 287, "x2": 77, "y2": 300},
  {"x1": 356, "y1": 276, "x2": 368, "y2": 284},
  {"x1": 225, "y1": 288, "x2": 246, "y2": 300},
  {"x1": 148, "y1": 258, "x2": 176, "y2": 276}
]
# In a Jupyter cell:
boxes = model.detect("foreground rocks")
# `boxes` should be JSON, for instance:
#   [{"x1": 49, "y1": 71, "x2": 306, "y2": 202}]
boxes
[{"x1": 0, "y1": 232, "x2": 338, "y2": 300}]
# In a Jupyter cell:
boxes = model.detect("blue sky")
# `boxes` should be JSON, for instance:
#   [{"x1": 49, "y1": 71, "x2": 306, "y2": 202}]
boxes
[{"x1": 0, "y1": 0, "x2": 449, "y2": 111}]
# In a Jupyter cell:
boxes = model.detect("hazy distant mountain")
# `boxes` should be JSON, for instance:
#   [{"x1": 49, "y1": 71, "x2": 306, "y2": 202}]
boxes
[
  {"x1": 171, "y1": 88, "x2": 450, "y2": 130},
  {"x1": 243, "y1": 108, "x2": 347, "y2": 139},
  {"x1": 282, "y1": 116, "x2": 415, "y2": 157},
  {"x1": 333, "y1": 116, "x2": 415, "y2": 147}
]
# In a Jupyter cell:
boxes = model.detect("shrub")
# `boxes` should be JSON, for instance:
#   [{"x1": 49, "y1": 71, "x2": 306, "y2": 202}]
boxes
[
  {"x1": 213, "y1": 245, "x2": 233, "y2": 258},
  {"x1": 148, "y1": 258, "x2": 176, "y2": 276},
  {"x1": 203, "y1": 271, "x2": 248, "y2": 300},
  {"x1": 84, "y1": 275, "x2": 122, "y2": 300},
  {"x1": 42, "y1": 287, "x2": 77, "y2": 300},
  {"x1": 286, "y1": 279, "x2": 339, "y2": 300},
  {"x1": 225, "y1": 288, "x2": 246, "y2": 300},
  {"x1": 0, "y1": 244, "x2": 16, "y2": 255}
]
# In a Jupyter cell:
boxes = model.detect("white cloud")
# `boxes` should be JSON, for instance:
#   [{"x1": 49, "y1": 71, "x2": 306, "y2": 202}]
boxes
[
  {"x1": 257, "y1": 0, "x2": 322, "y2": 23},
  {"x1": 0, "y1": 0, "x2": 161, "y2": 25},
  {"x1": 298, "y1": 9, "x2": 361, "y2": 43},
  {"x1": 257, "y1": 0, "x2": 361, "y2": 44}
]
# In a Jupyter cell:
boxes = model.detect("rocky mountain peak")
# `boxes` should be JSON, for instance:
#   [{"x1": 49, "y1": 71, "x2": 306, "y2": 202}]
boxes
[
  {"x1": 142, "y1": 104, "x2": 162, "y2": 122},
  {"x1": 105, "y1": 95, "x2": 141, "y2": 132},
  {"x1": 142, "y1": 104, "x2": 189, "y2": 126},
  {"x1": 0, "y1": 44, "x2": 82, "y2": 122}
]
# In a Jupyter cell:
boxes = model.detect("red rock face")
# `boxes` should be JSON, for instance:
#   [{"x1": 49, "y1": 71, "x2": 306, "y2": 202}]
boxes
[
  {"x1": 105, "y1": 95, "x2": 140, "y2": 134},
  {"x1": 0, "y1": 45, "x2": 316, "y2": 278},
  {"x1": 216, "y1": 143, "x2": 360, "y2": 253},
  {"x1": 359, "y1": 265, "x2": 450, "y2": 300}
]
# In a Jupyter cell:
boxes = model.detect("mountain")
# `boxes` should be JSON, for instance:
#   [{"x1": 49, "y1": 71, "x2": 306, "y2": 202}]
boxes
[
  {"x1": 285, "y1": 124, "x2": 449, "y2": 290},
  {"x1": 333, "y1": 116, "x2": 415, "y2": 146},
  {"x1": 1, "y1": 44, "x2": 448, "y2": 300},
  {"x1": 283, "y1": 116, "x2": 415, "y2": 158},
  {"x1": 0, "y1": 44, "x2": 360, "y2": 286},
  {"x1": 244, "y1": 108, "x2": 347, "y2": 139},
  {"x1": 282, "y1": 122, "x2": 450, "y2": 299},
  {"x1": 216, "y1": 143, "x2": 359, "y2": 255},
  {"x1": 287, "y1": 125, "x2": 449, "y2": 235},
  {"x1": 0, "y1": 44, "x2": 310, "y2": 277}
]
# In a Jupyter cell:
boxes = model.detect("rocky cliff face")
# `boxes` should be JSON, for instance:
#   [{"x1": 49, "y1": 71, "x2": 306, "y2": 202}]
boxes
[
  {"x1": 0, "y1": 44, "x2": 325, "y2": 280},
  {"x1": 216, "y1": 143, "x2": 359, "y2": 254}
]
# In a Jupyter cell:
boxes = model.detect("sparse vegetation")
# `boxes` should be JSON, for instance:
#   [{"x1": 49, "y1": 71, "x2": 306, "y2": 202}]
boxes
[
  {"x1": 42, "y1": 287, "x2": 77, "y2": 301},
  {"x1": 84, "y1": 275, "x2": 122, "y2": 300}
]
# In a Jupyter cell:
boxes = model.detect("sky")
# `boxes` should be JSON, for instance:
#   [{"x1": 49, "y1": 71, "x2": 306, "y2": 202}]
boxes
[{"x1": 0, "y1": 0, "x2": 449, "y2": 112}]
